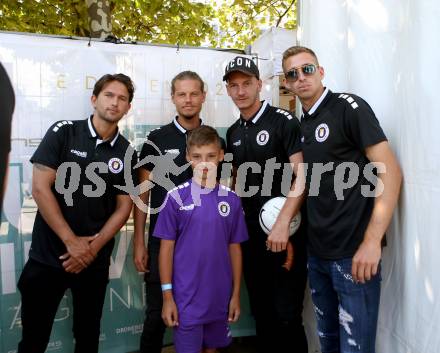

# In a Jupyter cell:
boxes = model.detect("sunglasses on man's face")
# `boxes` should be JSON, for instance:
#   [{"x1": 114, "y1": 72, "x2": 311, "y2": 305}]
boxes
[{"x1": 285, "y1": 63, "x2": 317, "y2": 82}]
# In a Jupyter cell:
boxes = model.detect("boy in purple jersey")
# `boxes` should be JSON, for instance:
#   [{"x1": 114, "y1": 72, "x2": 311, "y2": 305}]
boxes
[{"x1": 154, "y1": 126, "x2": 248, "y2": 353}]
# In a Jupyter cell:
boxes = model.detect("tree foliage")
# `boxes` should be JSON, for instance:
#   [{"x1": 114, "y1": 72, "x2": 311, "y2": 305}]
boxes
[
  {"x1": 0, "y1": 0, "x2": 297, "y2": 49},
  {"x1": 213, "y1": 0, "x2": 297, "y2": 48}
]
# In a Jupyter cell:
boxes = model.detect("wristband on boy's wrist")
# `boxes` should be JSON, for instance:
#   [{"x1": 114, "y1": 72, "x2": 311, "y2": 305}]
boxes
[{"x1": 161, "y1": 283, "x2": 172, "y2": 291}]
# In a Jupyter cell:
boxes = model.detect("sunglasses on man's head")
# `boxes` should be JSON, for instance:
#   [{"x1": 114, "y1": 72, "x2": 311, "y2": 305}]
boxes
[{"x1": 285, "y1": 63, "x2": 317, "y2": 82}]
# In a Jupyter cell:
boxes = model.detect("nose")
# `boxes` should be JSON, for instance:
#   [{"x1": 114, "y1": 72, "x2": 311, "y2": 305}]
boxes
[
  {"x1": 237, "y1": 85, "x2": 246, "y2": 96},
  {"x1": 297, "y1": 69, "x2": 307, "y2": 81}
]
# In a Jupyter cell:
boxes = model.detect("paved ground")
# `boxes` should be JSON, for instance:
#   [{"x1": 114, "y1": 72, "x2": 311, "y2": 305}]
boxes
[{"x1": 161, "y1": 336, "x2": 258, "y2": 353}]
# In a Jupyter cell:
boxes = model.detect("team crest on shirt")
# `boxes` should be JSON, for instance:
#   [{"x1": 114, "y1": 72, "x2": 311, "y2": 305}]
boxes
[
  {"x1": 218, "y1": 201, "x2": 230, "y2": 217},
  {"x1": 108, "y1": 157, "x2": 123, "y2": 173},
  {"x1": 256, "y1": 130, "x2": 270, "y2": 146},
  {"x1": 315, "y1": 123, "x2": 330, "y2": 142}
]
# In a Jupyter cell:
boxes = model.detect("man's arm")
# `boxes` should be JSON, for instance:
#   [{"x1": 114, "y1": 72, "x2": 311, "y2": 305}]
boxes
[
  {"x1": 228, "y1": 242, "x2": 242, "y2": 322},
  {"x1": 159, "y1": 239, "x2": 179, "y2": 327},
  {"x1": 267, "y1": 151, "x2": 306, "y2": 252},
  {"x1": 352, "y1": 141, "x2": 402, "y2": 283},
  {"x1": 133, "y1": 168, "x2": 151, "y2": 272},
  {"x1": 32, "y1": 163, "x2": 97, "y2": 270},
  {"x1": 61, "y1": 193, "x2": 133, "y2": 273}
]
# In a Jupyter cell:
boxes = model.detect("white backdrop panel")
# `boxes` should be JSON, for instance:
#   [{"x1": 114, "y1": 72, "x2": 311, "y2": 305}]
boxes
[{"x1": 299, "y1": 1, "x2": 440, "y2": 352}]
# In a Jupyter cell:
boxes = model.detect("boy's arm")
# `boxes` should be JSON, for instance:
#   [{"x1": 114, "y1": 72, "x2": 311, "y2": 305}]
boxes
[
  {"x1": 159, "y1": 239, "x2": 179, "y2": 327},
  {"x1": 228, "y1": 243, "x2": 242, "y2": 322},
  {"x1": 133, "y1": 168, "x2": 151, "y2": 272}
]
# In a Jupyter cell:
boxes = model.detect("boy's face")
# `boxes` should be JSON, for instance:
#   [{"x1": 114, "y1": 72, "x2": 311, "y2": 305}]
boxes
[{"x1": 186, "y1": 143, "x2": 224, "y2": 182}]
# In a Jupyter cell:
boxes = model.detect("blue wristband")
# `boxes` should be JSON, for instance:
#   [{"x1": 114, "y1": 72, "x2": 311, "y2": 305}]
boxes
[{"x1": 161, "y1": 283, "x2": 172, "y2": 291}]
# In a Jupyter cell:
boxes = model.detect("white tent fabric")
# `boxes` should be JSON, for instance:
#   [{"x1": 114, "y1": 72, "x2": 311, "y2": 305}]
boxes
[{"x1": 299, "y1": 1, "x2": 440, "y2": 352}]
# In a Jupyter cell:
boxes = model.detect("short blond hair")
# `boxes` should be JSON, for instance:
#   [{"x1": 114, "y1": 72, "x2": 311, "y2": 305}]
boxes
[{"x1": 282, "y1": 46, "x2": 319, "y2": 71}]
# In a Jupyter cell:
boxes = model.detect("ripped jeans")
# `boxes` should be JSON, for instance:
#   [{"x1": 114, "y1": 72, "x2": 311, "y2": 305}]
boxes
[{"x1": 308, "y1": 256, "x2": 381, "y2": 353}]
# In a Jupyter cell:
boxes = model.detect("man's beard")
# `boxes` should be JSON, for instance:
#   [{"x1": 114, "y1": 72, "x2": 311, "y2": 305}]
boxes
[{"x1": 179, "y1": 112, "x2": 198, "y2": 120}]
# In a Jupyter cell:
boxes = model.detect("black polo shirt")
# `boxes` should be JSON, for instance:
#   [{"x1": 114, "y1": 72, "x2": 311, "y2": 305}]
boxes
[
  {"x1": 0, "y1": 62, "x2": 15, "y2": 213},
  {"x1": 226, "y1": 101, "x2": 302, "y2": 219},
  {"x1": 139, "y1": 118, "x2": 193, "y2": 247},
  {"x1": 30, "y1": 116, "x2": 137, "y2": 269},
  {"x1": 139, "y1": 117, "x2": 226, "y2": 247},
  {"x1": 301, "y1": 88, "x2": 387, "y2": 260}
]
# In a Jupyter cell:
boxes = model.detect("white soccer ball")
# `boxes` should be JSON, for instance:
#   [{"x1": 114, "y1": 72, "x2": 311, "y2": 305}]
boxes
[{"x1": 259, "y1": 197, "x2": 301, "y2": 236}]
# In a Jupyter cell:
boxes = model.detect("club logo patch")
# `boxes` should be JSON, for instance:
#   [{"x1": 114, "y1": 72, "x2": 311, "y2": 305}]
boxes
[
  {"x1": 256, "y1": 130, "x2": 270, "y2": 146},
  {"x1": 218, "y1": 201, "x2": 230, "y2": 217},
  {"x1": 108, "y1": 157, "x2": 123, "y2": 174},
  {"x1": 315, "y1": 123, "x2": 330, "y2": 142}
]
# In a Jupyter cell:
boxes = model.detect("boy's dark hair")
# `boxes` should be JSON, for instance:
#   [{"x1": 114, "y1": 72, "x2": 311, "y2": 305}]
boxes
[
  {"x1": 187, "y1": 126, "x2": 222, "y2": 150},
  {"x1": 171, "y1": 71, "x2": 205, "y2": 95},
  {"x1": 93, "y1": 73, "x2": 135, "y2": 102}
]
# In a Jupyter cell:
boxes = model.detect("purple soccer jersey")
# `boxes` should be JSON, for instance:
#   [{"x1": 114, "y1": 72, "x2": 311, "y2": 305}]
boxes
[{"x1": 154, "y1": 180, "x2": 249, "y2": 325}]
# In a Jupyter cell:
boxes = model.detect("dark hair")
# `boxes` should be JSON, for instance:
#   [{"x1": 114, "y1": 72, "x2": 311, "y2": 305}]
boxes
[
  {"x1": 171, "y1": 71, "x2": 205, "y2": 95},
  {"x1": 93, "y1": 73, "x2": 135, "y2": 102},
  {"x1": 282, "y1": 46, "x2": 320, "y2": 71},
  {"x1": 187, "y1": 126, "x2": 222, "y2": 150}
]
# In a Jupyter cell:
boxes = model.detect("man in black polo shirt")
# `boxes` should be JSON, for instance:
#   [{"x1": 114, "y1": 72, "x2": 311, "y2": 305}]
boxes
[
  {"x1": 224, "y1": 56, "x2": 308, "y2": 352},
  {"x1": 134, "y1": 71, "x2": 208, "y2": 353},
  {"x1": 282, "y1": 46, "x2": 402, "y2": 353},
  {"x1": 0, "y1": 62, "x2": 15, "y2": 214},
  {"x1": 17, "y1": 73, "x2": 136, "y2": 353}
]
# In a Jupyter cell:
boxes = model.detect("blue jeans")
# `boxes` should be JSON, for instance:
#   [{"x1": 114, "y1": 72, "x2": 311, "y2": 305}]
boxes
[{"x1": 308, "y1": 256, "x2": 381, "y2": 353}]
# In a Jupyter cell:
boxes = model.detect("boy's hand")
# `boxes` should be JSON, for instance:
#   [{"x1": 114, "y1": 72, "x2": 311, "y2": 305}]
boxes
[
  {"x1": 228, "y1": 295, "x2": 240, "y2": 322},
  {"x1": 162, "y1": 297, "x2": 179, "y2": 327}
]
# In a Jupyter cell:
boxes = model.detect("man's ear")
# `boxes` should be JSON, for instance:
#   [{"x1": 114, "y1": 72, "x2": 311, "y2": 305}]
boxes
[
  {"x1": 257, "y1": 79, "x2": 263, "y2": 93},
  {"x1": 91, "y1": 95, "x2": 97, "y2": 108},
  {"x1": 225, "y1": 83, "x2": 231, "y2": 97},
  {"x1": 318, "y1": 66, "x2": 325, "y2": 80}
]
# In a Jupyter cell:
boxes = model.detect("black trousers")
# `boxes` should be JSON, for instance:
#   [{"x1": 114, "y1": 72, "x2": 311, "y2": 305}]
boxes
[
  {"x1": 242, "y1": 219, "x2": 308, "y2": 353},
  {"x1": 139, "y1": 244, "x2": 166, "y2": 353},
  {"x1": 17, "y1": 258, "x2": 109, "y2": 353}
]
